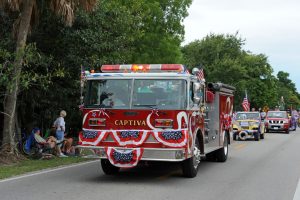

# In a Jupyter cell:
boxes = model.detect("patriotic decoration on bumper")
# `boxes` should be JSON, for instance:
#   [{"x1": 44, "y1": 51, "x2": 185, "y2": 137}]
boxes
[
  {"x1": 79, "y1": 129, "x2": 188, "y2": 147},
  {"x1": 153, "y1": 130, "x2": 188, "y2": 147},
  {"x1": 105, "y1": 147, "x2": 144, "y2": 168},
  {"x1": 111, "y1": 130, "x2": 150, "y2": 147},
  {"x1": 79, "y1": 130, "x2": 108, "y2": 146}
]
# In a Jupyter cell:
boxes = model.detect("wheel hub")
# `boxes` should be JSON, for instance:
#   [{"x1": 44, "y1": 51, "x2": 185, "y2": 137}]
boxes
[{"x1": 193, "y1": 146, "x2": 201, "y2": 169}]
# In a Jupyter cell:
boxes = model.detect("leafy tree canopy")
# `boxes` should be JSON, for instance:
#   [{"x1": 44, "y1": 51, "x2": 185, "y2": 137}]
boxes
[{"x1": 182, "y1": 33, "x2": 299, "y2": 110}]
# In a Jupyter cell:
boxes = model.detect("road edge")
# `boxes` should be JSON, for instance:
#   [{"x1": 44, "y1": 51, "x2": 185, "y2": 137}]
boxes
[{"x1": 0, "y1": 160, "x2": 98, "y2": 183}]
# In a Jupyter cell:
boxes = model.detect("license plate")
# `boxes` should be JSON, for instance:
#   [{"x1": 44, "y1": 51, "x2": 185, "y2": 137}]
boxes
[
  {"x1": 274, "y1": 127, "x2": 278, "y2": 130},
  {"x1": 240, "y1": 122, "x2": 249, "y2": 126}
]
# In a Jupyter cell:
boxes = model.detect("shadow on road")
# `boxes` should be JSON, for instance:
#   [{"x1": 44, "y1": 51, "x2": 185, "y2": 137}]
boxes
[{"x1": 82, "y1": 160, "x2": 214, "y2": 183}]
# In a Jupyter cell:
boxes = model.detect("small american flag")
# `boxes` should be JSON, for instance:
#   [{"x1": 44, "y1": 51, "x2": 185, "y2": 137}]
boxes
[
  {"x1": 196, "y1": 68, "x2": 205, "y2": 81},
  {"x1": 242, "y1": 92, "x2": 250, "y2": 111}
]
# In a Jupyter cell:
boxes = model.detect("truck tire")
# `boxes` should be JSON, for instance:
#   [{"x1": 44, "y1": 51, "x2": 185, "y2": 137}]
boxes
[
  {"x1": 182, "y1": 137, "x2": 201, "y2": 178},
  {"x1": 215, "y1": 132, "x2": 229, "y2": 162},
  {"x1": 101, "y1": 159, "x2": 120, "y2": 175},
  {"x1": 254, "y1": 132, "x2": 260, "y2": 141},
  {"x1": 286, "y1": 129, "x2": 290, "y2": 134},
  {"x1": 233, "y1": 133, "x2": 237, "y2": 141}
]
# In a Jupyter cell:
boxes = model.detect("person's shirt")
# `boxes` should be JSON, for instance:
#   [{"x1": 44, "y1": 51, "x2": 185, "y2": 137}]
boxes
[
  {"x1": 54, "y1": 117, "x2": 65, "y2": 131},
  {"x1": 34, "y1": 133, "x2": 46, "y2": 144}
]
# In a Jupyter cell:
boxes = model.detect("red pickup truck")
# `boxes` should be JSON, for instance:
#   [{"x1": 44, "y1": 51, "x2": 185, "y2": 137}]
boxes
[{"x1": 265, "y1": 111, "x2": 290, "y2": 134}]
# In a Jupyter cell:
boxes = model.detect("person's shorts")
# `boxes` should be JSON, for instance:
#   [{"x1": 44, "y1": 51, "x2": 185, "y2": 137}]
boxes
[{"x1": 56, "y1": 130, "x2": 64, "y2": 147}]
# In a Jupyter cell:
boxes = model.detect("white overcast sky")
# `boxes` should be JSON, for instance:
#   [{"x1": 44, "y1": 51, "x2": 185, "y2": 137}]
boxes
[{"x1": 183, "y1": 0, "x2": 300, "y2": 92}]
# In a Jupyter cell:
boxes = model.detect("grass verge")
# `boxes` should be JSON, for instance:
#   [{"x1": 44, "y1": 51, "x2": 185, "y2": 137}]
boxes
[{"x1": 0, "y1": 157, "x2": 95, "y2": 180}]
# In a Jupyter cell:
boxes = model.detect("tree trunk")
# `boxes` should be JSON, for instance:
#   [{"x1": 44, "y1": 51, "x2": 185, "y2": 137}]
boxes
[{"x1": 2, "y1": 0, "x2": 34, "y2": 152}]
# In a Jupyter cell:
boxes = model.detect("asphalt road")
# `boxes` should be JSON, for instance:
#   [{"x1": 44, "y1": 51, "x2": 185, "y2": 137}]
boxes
[{"x1": 1, "y1": 129, "x2": 300, "y2": 200}]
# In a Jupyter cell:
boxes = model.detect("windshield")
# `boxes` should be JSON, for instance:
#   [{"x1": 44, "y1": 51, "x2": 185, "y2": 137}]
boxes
[
  {"x1": 84, "y1": 79, "x2": 187, "y2": 110},
  {"x1": 236, "y1": 112, "x2": 260, "y2": 120},
  {"x1": 85, "y1": 79, "x2": 132, "y2": 108},
  {"x1": 267, "y1": 112, "x2": 287, "y2": 118},
  {"x1": 132, "y1": 79, "x2": 187, "y2": 109}
]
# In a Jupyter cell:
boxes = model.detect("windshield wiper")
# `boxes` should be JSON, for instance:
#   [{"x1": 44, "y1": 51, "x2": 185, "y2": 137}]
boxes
[{"x1": 133, "y1": 104, "x2": 157, "y2": 108}]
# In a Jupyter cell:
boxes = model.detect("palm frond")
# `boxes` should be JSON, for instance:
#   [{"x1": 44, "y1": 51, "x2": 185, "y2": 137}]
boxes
[
  {"x1": 0, "y1": 0, "x2": 22, "y2": 11},
  {"x1": 50, "y1": 0, "x2": 74, "y2": 26}
]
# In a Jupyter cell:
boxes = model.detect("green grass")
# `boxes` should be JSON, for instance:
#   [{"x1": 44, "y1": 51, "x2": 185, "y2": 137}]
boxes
[{"x1": 0, "y1": 157, "x2": 94, "y2": 180}]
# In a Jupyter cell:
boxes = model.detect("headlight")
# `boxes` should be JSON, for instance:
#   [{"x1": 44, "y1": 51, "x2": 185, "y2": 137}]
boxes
[
  {"x1": 155, "y1": 119, "x2": 173, "y2": 128},
  {"x1": 89, "y1": 118, "x2": 106, "y2": 126}
]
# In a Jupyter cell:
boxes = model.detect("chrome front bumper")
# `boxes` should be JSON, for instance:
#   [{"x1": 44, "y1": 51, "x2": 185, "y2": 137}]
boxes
[
  {"x1": 76, "y1": 146, "x2": 187, "y2": 162},
  {"x1": 267, "y1": 124, "x2": 288, "y2": 130},
  {"x1": 233, "y1": 130, "x2": 258, "y2": 134}
]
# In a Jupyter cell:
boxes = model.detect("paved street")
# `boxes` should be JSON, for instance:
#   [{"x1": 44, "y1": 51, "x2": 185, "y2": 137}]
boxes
[{"x1": 1, "y1": 129, "x2": 300, "y2": 200}]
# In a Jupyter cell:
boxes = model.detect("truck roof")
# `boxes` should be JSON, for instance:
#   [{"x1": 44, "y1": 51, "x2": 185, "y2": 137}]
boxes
[{"x1": 86, "y1": 72, "x2": 193, "y2": 80}]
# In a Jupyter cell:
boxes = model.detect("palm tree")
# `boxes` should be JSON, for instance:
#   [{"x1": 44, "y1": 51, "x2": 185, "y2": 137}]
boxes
[{"x1": 0, "y1": 0, "x2": 97, "y2": 154}]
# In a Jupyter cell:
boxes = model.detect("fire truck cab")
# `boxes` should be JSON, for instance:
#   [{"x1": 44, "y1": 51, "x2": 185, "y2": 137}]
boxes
[{"x1": 77, "y1": 64, "x2": 235, "y2": 178}]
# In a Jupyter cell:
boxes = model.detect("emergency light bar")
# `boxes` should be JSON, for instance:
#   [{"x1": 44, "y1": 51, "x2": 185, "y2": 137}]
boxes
[{"x1": 101, "y1": 64, "x2": 185, "y2": 73}]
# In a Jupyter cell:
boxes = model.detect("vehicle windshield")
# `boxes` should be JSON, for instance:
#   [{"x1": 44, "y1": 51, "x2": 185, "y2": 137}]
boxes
[
  {"x1": 132, "y1": 79, "x2": 187, "y2": 109},
  {"x1": 84, "y1": 79, "x2": 132, "y2": 108},
  {"x1": 267, "y1": 112, "x2": 287, "y2": 118},
  {"x1": 236, "y1": 112, "x2": 260, "y2": 120},
  {"x1": 84, "y1": 79, "x2": 187, "y2": 110}
]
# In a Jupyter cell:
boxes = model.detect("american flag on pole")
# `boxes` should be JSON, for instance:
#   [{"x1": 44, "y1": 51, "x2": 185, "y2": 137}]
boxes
[
  {"x1": 196, "y1": 68, "x2": 205, "y2": 81},
  {"x1": 242, "y1": 92, "x2": 250, "y2": 111}
]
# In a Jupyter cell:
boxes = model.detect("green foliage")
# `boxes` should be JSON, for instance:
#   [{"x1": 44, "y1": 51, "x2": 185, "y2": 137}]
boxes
[
  {"x1": 131, "y1": 0, "x2": 192, "y2": 63},
  {"x1": 63, "y1": 0, "x2": 144, "y2": 68},
  {"x1": 182, "y1": 33, "x2": 300, "y2": 110},
  {"x1": 1, "y1": 0, "x2": 192, "y2": 135},
  {"x1": 276, "y1": 71, "x2": 300, "y2": 109},
  {"x1": 0, "y1": 157, "x2": 93, "y2": 179}
]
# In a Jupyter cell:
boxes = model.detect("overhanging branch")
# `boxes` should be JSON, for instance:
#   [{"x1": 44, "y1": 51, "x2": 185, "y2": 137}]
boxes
[{"x1": 0, "y1": 111, "x2": 12, "y2": 118}]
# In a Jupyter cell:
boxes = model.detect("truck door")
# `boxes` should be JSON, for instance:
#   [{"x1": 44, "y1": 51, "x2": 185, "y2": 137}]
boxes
[{"x1": 206, "y1": 92, "x2": 220, "y2": 150}]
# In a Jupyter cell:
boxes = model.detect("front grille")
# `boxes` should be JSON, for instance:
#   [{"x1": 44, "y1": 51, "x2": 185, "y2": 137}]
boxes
[
  {"x1": 269, "y1": 120, "x2": 283, "y2": 124},
  {"x1": 241, "y1": 126, "x2": 249, "y2": 129}
]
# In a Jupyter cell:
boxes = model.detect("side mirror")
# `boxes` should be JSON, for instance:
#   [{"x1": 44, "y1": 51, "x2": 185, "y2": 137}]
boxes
[
  {"x1": 193, "y1": 82, "x2": 201, "y2": 92},
  {"x1": 193, "y1": 83, "x2": 201, "y2": 104},
  {"x1": 193, "y1": 96, "x2": 201, "y2": 104}
]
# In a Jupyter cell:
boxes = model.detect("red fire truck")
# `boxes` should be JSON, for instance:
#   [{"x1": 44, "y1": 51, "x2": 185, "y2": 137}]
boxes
[{"x1": 77, "y1": 64, "x2": 235, "y2": 178}]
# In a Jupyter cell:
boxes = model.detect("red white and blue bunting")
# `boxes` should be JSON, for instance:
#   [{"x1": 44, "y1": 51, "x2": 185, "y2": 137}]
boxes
[
  {"x1": 111, "y1": 130, "x2": 150, "y2": 147},
  {"x1": 79, "y1": 129, "x2": 188, "y2": 148},
  {"x1": 152, "y1": 129, "x2": 188, "y2": 147},
  {"x1": 105, "y1": 147, "x2": 144, "y2": 168},
  {"x1": 79, "y1": 130, "x2": 108, "y2": 146}
]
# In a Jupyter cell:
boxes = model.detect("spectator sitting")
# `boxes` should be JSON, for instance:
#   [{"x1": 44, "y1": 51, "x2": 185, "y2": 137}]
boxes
[
  {"x1": 62, "y1": 137, "x2": 76, "y2": 156},
  {"x1": 33, "y1": 128, "x2": 57, "y2": 149},
  {"x1": 24, "y1": 128, "x2": 57, "y2": 158}
]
